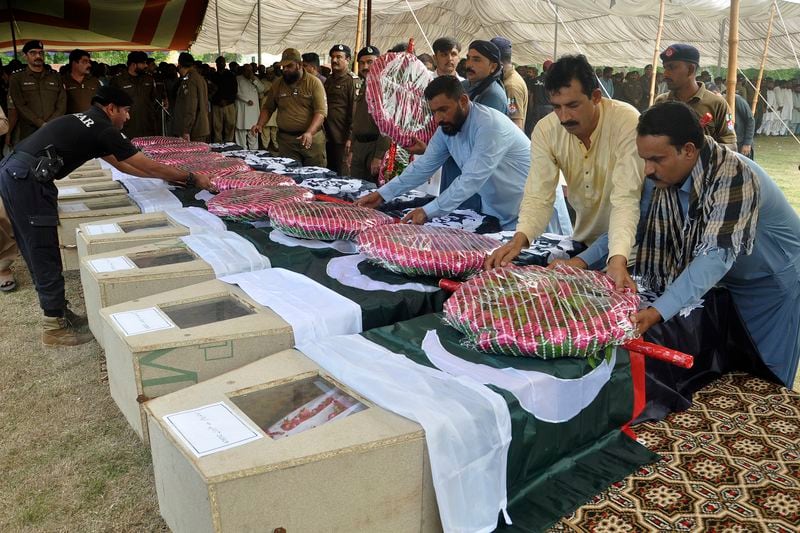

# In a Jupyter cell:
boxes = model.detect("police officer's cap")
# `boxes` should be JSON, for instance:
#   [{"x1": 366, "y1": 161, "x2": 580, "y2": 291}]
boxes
[
  {"x1": 330, "y1": 44, "x2": 352, "y2": 58},
  {"x1": 660, "y1": 44, "x2": 700, "y2": 66},
  {"x1": 127, "y1": 51, "x2": 148, "y2": 66},
  {"x1": 22, "y1": 40, "x2": 44, "y2": 54},
  {"x1": 91, "y1": 86, "x2": 134, "y2": 108},
  {"x1": 357, "y1": 46, "x2": 380, "y2": 61}
]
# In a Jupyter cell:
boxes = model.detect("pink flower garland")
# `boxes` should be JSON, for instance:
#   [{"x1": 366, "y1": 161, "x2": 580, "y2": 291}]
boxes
[
  {"x1": 269, "y1": 202, "x2": 394, "y2": 241},
  {"x1": 443, "y1": 264, "x2": 640, "y2": 359},
  {"x1": 357, "y1": 224, "x2": 499, "y2": 279},
  {"x1": 207, "y1": 185, "x2": 313, "y2": 221}
]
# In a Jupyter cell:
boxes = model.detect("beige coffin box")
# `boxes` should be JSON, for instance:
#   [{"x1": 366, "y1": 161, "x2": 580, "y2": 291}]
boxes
[
  {"x1": 145, "y1": 349, "x2": 440, "y2": 533},
  {"x1": 81, "y1": 239, "x2": 217, "y2": 345},
  {"x1": 57, "y1": 180, "x2": 127, "y2": 201},
  {"x1": 58, "y1": 196, "x2": 141, "y2": 271},
  {"x1": 61, "y1": 168, "x2": 112, "y2": 181},
  {"x1": 100, "y1": 280, "x2": 295, "y2": 442},
  {"x1": 77, "y1": 212, "x2": 193, "y2": 260}
]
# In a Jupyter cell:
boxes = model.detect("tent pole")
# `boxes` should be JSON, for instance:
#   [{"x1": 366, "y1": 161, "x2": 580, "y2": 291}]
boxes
[
  {"x1": 553, "y1": 6, "x2": 558, "y2": 59},
  {"x1": 751, "y1": 3, "x2": 776, "y2": 113},
  {"x1": 9, "y1": 3, "x2": 17, "y2": 60},
  {"x1": 354, "y1": 0, "x2": 364, "y2": 73},
  {"x1": 215, "y1": 0, "x2": 222, "y2": 58},
  {"x1": 648, "y1": 0, "x2": 666, "y2": 106},
  {"x1": 716, "y1": 19, "x2": 726, "y2": 77},
  {"x1": 257, "y1": 0, "x2": 262, "y2": 66},
  {"x1": 726, "y1": 0, "x2": 740, "y2": 120},
  {"x1": 366, "y1": 0, "x2": 372, "y2": 46}
]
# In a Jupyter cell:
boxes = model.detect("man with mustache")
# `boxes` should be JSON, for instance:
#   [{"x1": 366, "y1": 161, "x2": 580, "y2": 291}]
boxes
[
  {"x1": 110, "y1": 51, "x2": 159, "y2": 138},
  {"x1": 62, "y1": 49, "x2": 100, "y2": 115},
  {"x1": 586, "y1": 102, "x2": 800, "y2": 388},
  {"x1": 654, "y1": 44, "x2": 736, "y2": 148},
  {"x1": 8, "y1": 40, "x2": 66, "y2": 142},
  {"x1": 486, "y1": 55, "x2": 644, "y2": 292},
  {"x1": 324, "y1": 44, "x2": 357, "y2": 174},
  {"x1": 432, "y1": 37, "x2": 463, "y2": 80},
  {"x1": 356, "y1": 75, "x2": 548, "y2": 229},
  {"x1": 347, "y1": 46, "x2": 391, "y2": 183},
  {"x1": 250, "y1": 48, "x2": 328, "y2": 167}
]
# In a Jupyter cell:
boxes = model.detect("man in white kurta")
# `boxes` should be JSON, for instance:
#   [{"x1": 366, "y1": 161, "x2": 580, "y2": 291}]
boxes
[
  {"x1": 778, "y1": 81, "x2": 794, "y2": 135},
  {"x1": 235, "y1": 64, "x2": 265, "y2": 149},
  {"x1": 757, "y1": 82, "x2": 779, "y2": 136}
]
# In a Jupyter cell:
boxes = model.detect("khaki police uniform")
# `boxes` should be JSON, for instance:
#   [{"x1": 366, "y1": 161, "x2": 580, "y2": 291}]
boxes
[
  {"x1": 62, "y1": 74, "x2": 100, "y2": 114},
  {"x1": 110, "y1": 71, "x2": 159, "y2": 138},
  {"x1": 323, "y1": 71, "x2": 356, "y2": 174},
  {"x1": 502, "y1": 67, "x2": 529, "y2": 127},
  {"x1": 171, "y1": 67, "x2": 210, "y2": 141},
  {"x1": 8, "y1": 67, "x2": 66, "y2": 141},
  {"x1": 262, "y1": 69, "x2": 327, "y2": 166},
  {"x1": 655, "y1": 82, "x2": 737, "y2": 146},
  {"x1": 349, "y1": 82, "x2": 390, "y2": 183}
]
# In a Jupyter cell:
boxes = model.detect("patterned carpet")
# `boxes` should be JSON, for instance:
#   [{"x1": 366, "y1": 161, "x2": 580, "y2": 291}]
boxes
[{"x1": 550, "y1": 373, "x2": 800, "y2": 532}]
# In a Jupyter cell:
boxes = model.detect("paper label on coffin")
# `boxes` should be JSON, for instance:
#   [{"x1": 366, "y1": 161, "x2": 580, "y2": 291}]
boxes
[
  {"x1": 111, "y1": 307, "x2": 176, "y2": 336},
  {"x1": 83, "y1": 223, "x2": 122, "y2": 236},
  {"x1": 88, "y1": 255, "x2": 136, "y2": 273},
  {"x1": 59, "y1": 202, "x2": 90, "y2": 213},
  {"x1": 58, "y1": 187, "x2": 83, "y2": 197},
  {"x1": 163, "y1": 402, "x2": 263, "y2": 457}
]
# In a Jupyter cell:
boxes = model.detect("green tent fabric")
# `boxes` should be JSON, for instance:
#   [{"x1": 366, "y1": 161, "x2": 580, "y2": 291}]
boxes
[{"x1": 362, "y1": 313, "x2": 659, "y2": 532}]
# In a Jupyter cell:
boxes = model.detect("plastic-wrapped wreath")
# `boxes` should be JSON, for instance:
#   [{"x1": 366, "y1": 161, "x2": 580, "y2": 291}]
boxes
[
  {"x1": 150, "y1": 151, "x2": 224, "y2": 166},
  {"x1": 212, "y1": 171, "x2": 297, "y2": 191},
  {"x1": 176, "y1": 156, "x2": 251, "y2": 177},
  {"x1": 131, "y1": 136, "x2": 188, "y2": 148},
  {"x1": 207, "y1": 185, "x2": 313, "y2": 221},
  {"x1": 357, "y1": 224, "x2": 499, "y2": 279},
  {"x1": 443, "y1": 264, "x2": 640, "y2": 360},
  {"x1": 142, "y1": 141, "x2": 211, "y2": 156},
  {"x1": 365, "y1": 48, "x2": 437, "y2": 149},
  {"x1": 270, "y1": 201, "x2": 395, "y2": 241}
]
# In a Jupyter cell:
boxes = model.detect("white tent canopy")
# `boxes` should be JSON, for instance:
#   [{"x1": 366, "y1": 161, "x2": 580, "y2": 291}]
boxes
[{"x1": 192, "y1": 0, "x2": 800, "y2": 69}]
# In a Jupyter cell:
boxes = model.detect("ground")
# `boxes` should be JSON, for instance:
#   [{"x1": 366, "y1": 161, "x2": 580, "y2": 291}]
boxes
[{"x1": 0, "y1": 135, "x2": 798, "y2": 531}]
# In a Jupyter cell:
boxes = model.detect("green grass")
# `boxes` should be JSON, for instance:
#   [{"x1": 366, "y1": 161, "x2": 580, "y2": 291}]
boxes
[{"x1": 753, "y1": 135, "x2": 800, "y2": 212}]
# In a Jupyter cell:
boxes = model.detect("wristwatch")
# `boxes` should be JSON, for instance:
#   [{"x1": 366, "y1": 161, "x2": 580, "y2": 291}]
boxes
[{"x1": 186, "y1": 172, "x2": 196, "y2": 187}]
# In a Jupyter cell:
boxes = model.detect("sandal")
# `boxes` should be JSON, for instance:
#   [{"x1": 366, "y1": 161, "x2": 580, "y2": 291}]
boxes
[{"x1": 0, "y1": 270, "x2": 16, "y2": 292}]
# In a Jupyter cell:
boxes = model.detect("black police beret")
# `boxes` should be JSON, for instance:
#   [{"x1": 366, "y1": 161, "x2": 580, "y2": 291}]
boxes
[
  {"x1": 127, "y1": 51, "x2": 148, "y2": 65},
  {"x1": 357, "y1": 46, "x2": 380, "y2": 60},
  {"x1": 91, "y1": 86, "x2": 134, "y2": 108},
  {"x1": 329, "y1": 44, "x2": 352, "y2": 58},
  {"x1": 660, "y1": 44, "x2": 700, "y2": 65},
  {"x1": 22, "y1": 40, "x2": 43, "y2": 54}
]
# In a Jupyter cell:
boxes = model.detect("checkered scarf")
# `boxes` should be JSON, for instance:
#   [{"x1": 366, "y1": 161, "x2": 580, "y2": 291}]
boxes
[{"x1": 635, "y1": 136, "x2": 760, "y2": 292}]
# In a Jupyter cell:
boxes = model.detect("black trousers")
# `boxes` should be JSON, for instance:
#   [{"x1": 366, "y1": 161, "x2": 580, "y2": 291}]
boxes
[{"x1": 0, "y1": 154, "x2": 65, "y2": 313}]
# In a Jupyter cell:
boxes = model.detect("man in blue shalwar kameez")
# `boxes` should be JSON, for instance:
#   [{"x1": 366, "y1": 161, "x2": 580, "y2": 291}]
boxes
[{"x1": 584, "y1": 101, "x2": 800, "y2": 387}]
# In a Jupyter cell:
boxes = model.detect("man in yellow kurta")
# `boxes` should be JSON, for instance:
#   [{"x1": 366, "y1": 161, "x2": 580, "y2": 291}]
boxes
[{"x1": 486, "y1": 55, "x2": 645, "y2": 289}]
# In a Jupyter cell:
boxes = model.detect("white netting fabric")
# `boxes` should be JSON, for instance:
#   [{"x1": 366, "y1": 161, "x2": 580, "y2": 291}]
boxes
[
  {"x1": 443, "y1": 265, "x2": 640, "y2": 359},
  {"x1": 206, "y1": 185, "x2": 313, "y2": 221},
  {"x1": 366, "y1": 52, "x2": 437, "y2": 148},
  {"x1": 357, "y1": 224, "x2": 499, "y2": 279},
  {"x1": 213, "y1": 171, "x2": 297, "y2": 191},
  {"x1": 269, "y1": 202, "x2": 395, "y2": 241}
]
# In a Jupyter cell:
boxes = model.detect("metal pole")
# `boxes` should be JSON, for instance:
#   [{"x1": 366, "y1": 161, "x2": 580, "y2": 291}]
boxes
[
  {"x1": 215, "y1": 0, "x2": 222, "y2": 58},
  {"x1": 752, "y1": 3, "x2": 776, "y2": 113},
  {"x1": 9, "y1": 3, "x2": 18, "y2": 60},
  {"x1": 727, "y1": 0, "x2": 740, "y2": 120},
  {"x1": 354, "y1": 0, "x2": 365, "y2": 73},
  {"x1": 366, "y1": 0, "x2": 372, "y2": 46},
  {"x1": 648, "y1": 0, "x2": 666, "y2": 106},
  {"x1": 257, "y1": 0, "x2": 262, "y2": 66},
  {"x1": 716, "y1": 19, "x2": 726, "y2": 77},
  {"x1": 553, "y1": 6, "x2": 558, "y2": 59}
]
